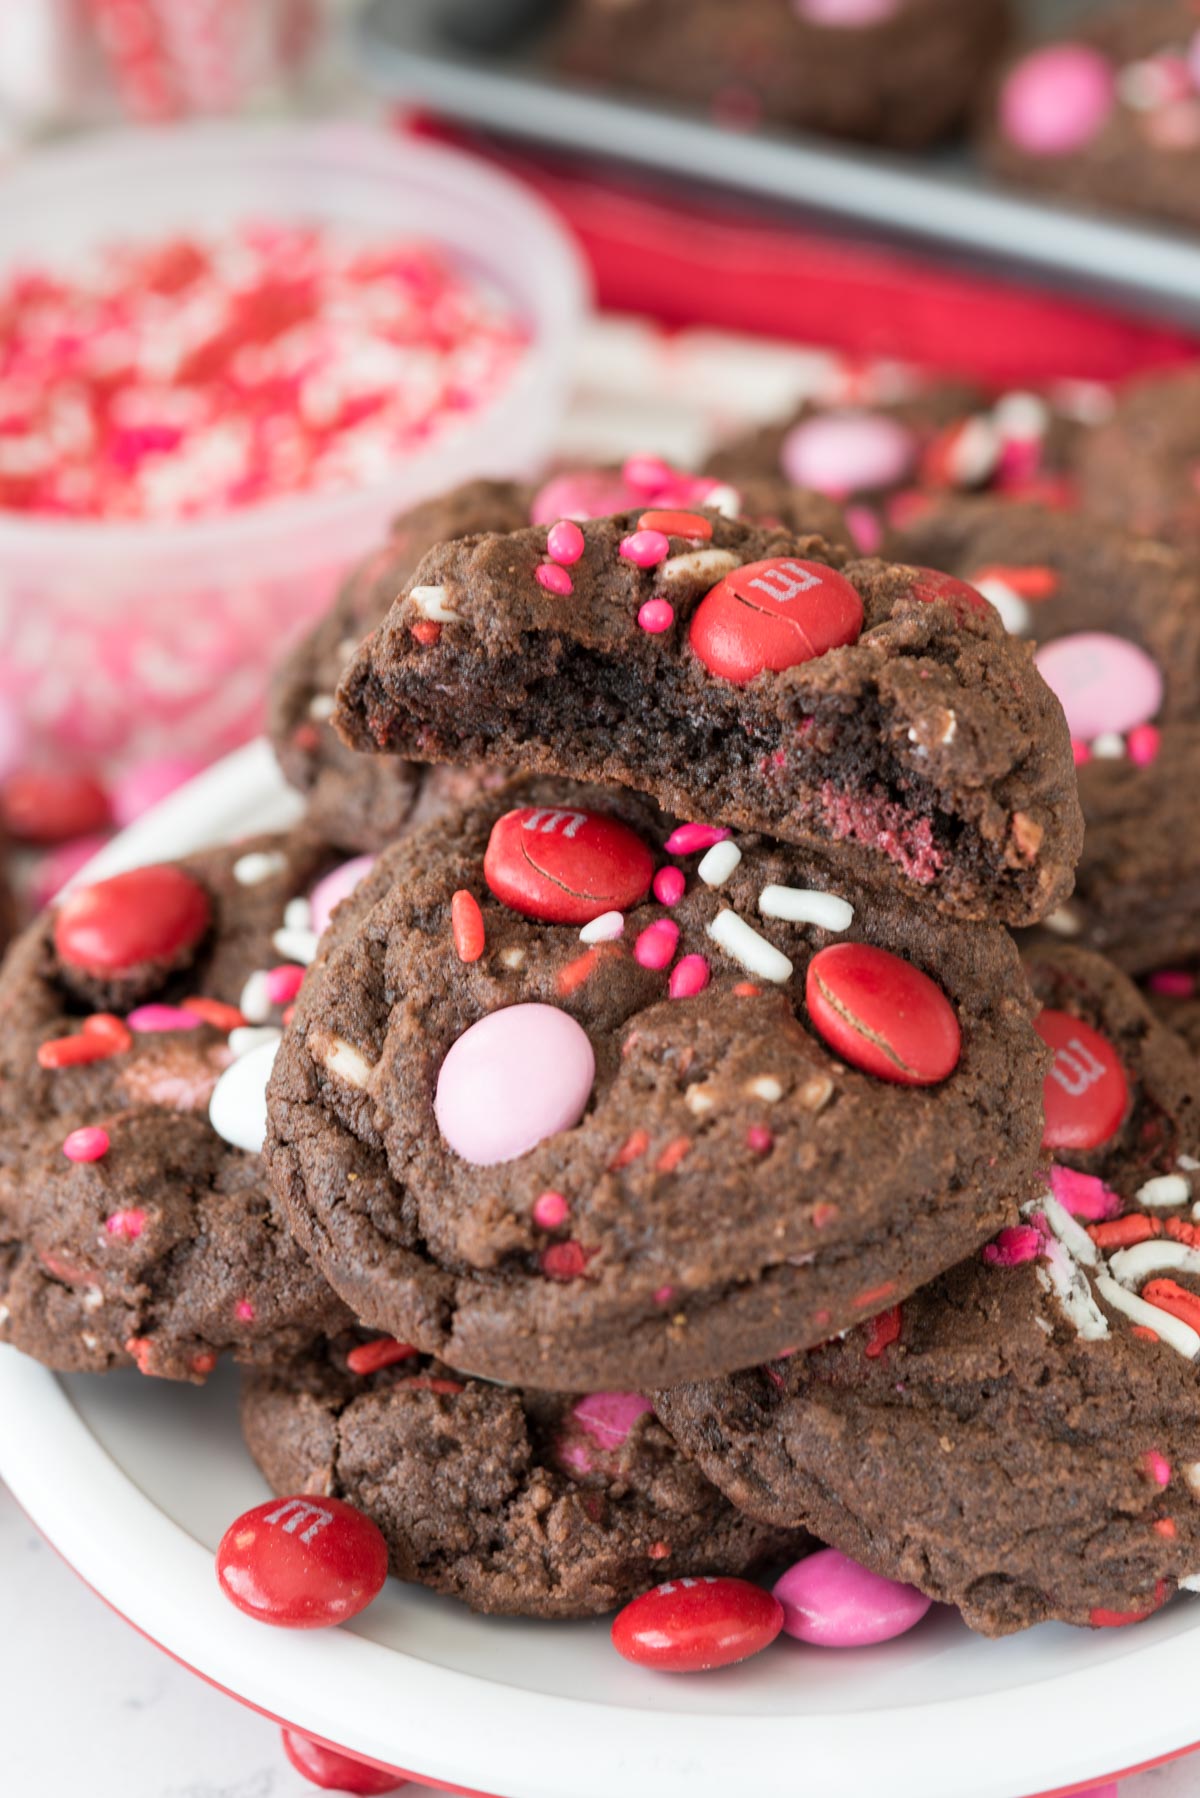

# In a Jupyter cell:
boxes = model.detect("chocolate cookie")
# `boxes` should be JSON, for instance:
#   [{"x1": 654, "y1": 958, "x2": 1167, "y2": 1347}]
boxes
[
  {"x1": 1077, "y1": 365, "x2": 1200, "y2": 556},
  {"x1": 551, "y1": 0, "x2": 1011, "y2": 149},
  {"x1": 333, "y1": 509, "x2": 1082, "y2": 925},
  {"x1": 0, "y1": 834, "x2": 357, "y2": 1380},
  {"x1": 658, "y1": 944, "x2": 1200, "y2": 1636},
  {"x1": 265, "y1": 778, "x2": 1046, "y2": 1391},
  {"x1": 272, "y1": 468, "x2": 847, "y2": 852},
  {"x1": 984, "y1": 1, "x2": 1200, "y2": 235},
  {"x1": 705, "y1": 380, "x2": 1086, "y2": 549},
  {"x1": 241, "y1": 1332, "x2": 807, "y2": 1618},
  {"x1": 897, "y1": 498, "x2": 1200, "y2": 971}
]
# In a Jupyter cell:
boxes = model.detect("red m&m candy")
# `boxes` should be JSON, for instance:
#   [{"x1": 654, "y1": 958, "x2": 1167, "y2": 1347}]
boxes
[
  {"x1": 484, "y1": 806, "x2": 654, "y2": 924},
  {"x1": 806, "y1": 943, "x2": 961, "y2": 1085},
  {"x1": 0, "y1": 769, "x2": 111, "y2": 843},
  {"x1": 216, "y1": 1494, "x2": 388, "y2": 1629},
  {"x1": 689, "y1": 558, "x2": 863, "y2": 686},
  {"x1": 281, "y1": 1729, "x2": 408, "y2": 1793},
  {"x1": 611, "y1": 1576, "x2": 784, "y2": 1672},
  {"x1": 1035, "y1": 1009, "x2": 1129, "y2": 1151},
  {"x1": 905, "y1": 567, "x2": 992, "y2": 617},
  {"x1": 54, "y1": 865, "x2": 210, "y2": 974}
]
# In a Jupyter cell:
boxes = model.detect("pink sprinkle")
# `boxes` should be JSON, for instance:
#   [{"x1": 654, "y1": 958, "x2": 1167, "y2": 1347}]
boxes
[
  {"x1": 572, "y1": 1391, "x2": 652, "y2": 1450},
  {"x1": 234, "y1": 1299, "x2": 256, "y2": 1322},
  {"x1": 105, "y1": 1208, "x2": 146, "y2": 1240},
  {"x1": 622, "y1": 454, "x2": 675, "y2": 495},
  {"x1": 264, "y1": 964, "x2": 305, "y2": 1006},
  {"x1": 981, "y1": 1223, "x2": 1042, "y2": 1268},
  {"x1": 634, "y1": 919, "x2": 679, "y2": 970},
  {"x1": 1127, "y1": 723, "x2": 1161, "y2": 767},
  {"x1": 1071, "y1": 739, "x2": 1091, "y2": 767},
  {"x1": 747, "y1": 1125, "x2": 773, "y2": 1155},
  {"x1": 546, "y1": 519, "x2": 584, "y2": 565},
  {"x1": 1048, "y1": 1163, "x2": 1123, "y2": 1220},
  {"x1": 1144, "y1": 1450, "x2": 1172, "y2": 1488},
  {"x1": 845, "y1": 504, "x2": 883, "y2": 555},
  {"x1": 664, "y1": 823, "x2": 731, "y2": 855},
  {"x1": 126, "y1": 1003, "x2": 203, "y2": 1033},
  {"x1": 653, "y1": 1285, "x2": 675, "y2": 1306},
  {"x1": 536, "y1": 561, "x2": 573, "y2": 596},
  {"x1": 653, "y1": 866, "x2": 686, "y2": 906},
  {"x1": 533, "y1": 1190, "x2": 570, "y2": 1229},
  {"x1": 1149, "y1": 969, "x2": 1196, "y2": 999},
  {"x1": 63, "y1": 1126, "x2": 109, "y2": 1163},
  {"x1": 637, "y1": 597, "x2": 675, "y2": 634},
  {"x1": 669, "y1": 955, "x2": 710, "y2": 999},
  {"x1": 620, "y1": 530, "x2": 671, "y2": 568}
]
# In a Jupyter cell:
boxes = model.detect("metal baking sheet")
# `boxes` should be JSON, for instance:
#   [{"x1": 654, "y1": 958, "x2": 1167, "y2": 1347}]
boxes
[{"x1": 354, "y1": 0, "x2": 1200, "y2": 326}]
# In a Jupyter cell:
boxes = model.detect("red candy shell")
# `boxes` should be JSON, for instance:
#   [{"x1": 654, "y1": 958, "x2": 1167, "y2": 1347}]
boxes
[
  {"x1": 806, "y1": 943, "x2": 961, "y2": 1086},
  {"x1": 54, "y1": 865, "x2": 211, "y2": 975},
  {"x1": 612, "y1": 1576, "x2": 783, "y2": 1672},
  {"x1": 689, "y1": 558, "x2": 863, "y2": 686},
  {"x1": 281, "y1": 1730, "x2": 407, "y2": 1794},
  {"x1": 905, "y1": 567, "x2": 992, "y2": 617},
  {"x1": 216, "y1": 1494, "x2": 388, "y2": 1629},
  {"x1": 484, "y1": 806, "x2": 654, "y2": 924},
  {"x1": 1035, "y1": 1008, "x2": 1129, "y2": 1151},
  {"x1": 0, "y1": 769, "x2": 111, "y2": 843}
]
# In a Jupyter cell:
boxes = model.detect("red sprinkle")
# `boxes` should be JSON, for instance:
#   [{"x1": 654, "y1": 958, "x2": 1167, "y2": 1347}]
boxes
[
  {"x1": 105, "y1": 1208, "x2": 146, "y2": 1240},
  {"x1": 533, "y1": 1190, "x2": 570, "y2": 1229},
  {"x1": 1154, "y1": 1518, "x2": 1178, "y2": 1539},
  {"x1": 235, "y1": 1299, "x2": 256, "y2": 1322},
  {"x1": 811, "y1": 1202, "x2": 839, "y2": 1229},
  {"x1": 541, "y1": 1241, "x2": 594, "y2": 1281},
  {"x1": 38, "y1": 1012, "x2": 133, "y2": 1070},
  {"x1": 546, "y1": 519, "x2": 584, "y2": 564},
  {"x1": 411, "y1": 620, "x2": 442, "y2": 646},
  {"x1": 968, "y1": 562, "x2": 1060, "y2": 600},
  {"x1": 125, "y1": 1336, "x2": 155, "y2": 1375},
  {"x1": 669, "y1": 955, "x2": 710, "y2": 999},
  {"x1": 638, "y1": 598, "x2": 675, "y2": 634},
  {"x1": 191, "y1": 1352, "x2": 218, "y2": 1377},
  {"x1": 610, "y1": 1129, "x2": 650, "y2": 1170},
  {"x1": 345, "y1": 1337, "x2": 418, "y2": 1376},
  {"x1": 864, "y1": 1305, "x2": 903, "y2": 1359},
  {"x1": 1142, "y1": 1279, "x2": 1200, "y2": 1336},
  {"x1": 1128, "y1": 723, "x2": 1162, "y2": 766},
  {"x1": 634, "y1": 919, "x2": 679, "y2": 970},
  {"x1": 746, "y1": 1125, "x2": 773, "y2": 1155},
  {"x1": 556, "y1": 948, "x2": 603, "y2": 996},
  {"x1": 183, "y1": 996, "x2": 245, "y2": 1031},
  {"x1": 264, "y1": 964, "x2": 305, "y2": 1006},
  {"x1": 450, "y1": 889, "x2": 485, "y2": 963},
  {"x1": 655, "y1": 1136, "x2": 692, "y2": 1174},
  {"x1": 664, "y1": 823, "x2": 729, "y2": 855},
  {"x1": 1088, "y1": 1215, "x2": 1162, "y2": 1250},
  {"x1": 63, "y1": 1125, "x2": 109, "y2": 1163},
  {"x1": 536, "y1": 561, "x2": 573, "y2": 596},
  {"x1": 1142, "y1": 1450, "x2": 1172, "y2": 1487},
  {"x1": 852, "y1": 1281, "x2": 897, "y2": 1311},
  {"x1": 620, "y1": 529, "x2": 671, "y2": 568},
  {"x1": 733, "y1": 981, "x2": 762, "y2": 997},
  {"x1": 638, "y1": 509, "x2": 713, "y2": 540},
  {"x1": 653, "y1": 866, "x2": 686, "y2": 906},
  {"x1": 1089, "y1": 1581, "x2": 1168, "y2": 1628}
]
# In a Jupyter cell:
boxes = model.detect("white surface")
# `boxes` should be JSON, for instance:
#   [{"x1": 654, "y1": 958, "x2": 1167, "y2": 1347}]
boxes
[{"x1": 8, "y1": 744, "x2": 1200, "y2": 1798}]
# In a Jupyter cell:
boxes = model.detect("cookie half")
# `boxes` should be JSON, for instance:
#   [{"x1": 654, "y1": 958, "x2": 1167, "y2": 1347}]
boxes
[
  {"x1": 265, "y1": 779, "x2": 1046, "y2": 1391},
  {"x1": 658, "y1": 944, "x2": 1200, "y2": 1635},
  {"x1": 0, "y1": 833, "x2": 355, "y2": 1380},
  {"x1": 241, "y1": 1332, "x2": 807, "y2": 1619},
  {"x1": 333, "y1": 512, "x2": 1081, "y2": 925}
]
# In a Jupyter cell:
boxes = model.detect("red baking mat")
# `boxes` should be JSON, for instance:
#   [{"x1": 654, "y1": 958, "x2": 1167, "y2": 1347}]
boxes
[{"x1": 402, "y1": 113, "x2": 1200, "y2": 386}]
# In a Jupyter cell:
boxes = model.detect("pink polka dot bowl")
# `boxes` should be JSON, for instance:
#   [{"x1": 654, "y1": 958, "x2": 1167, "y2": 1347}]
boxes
[{"x1": 0, "y1": 122, "x2": 585, "y2": 770}]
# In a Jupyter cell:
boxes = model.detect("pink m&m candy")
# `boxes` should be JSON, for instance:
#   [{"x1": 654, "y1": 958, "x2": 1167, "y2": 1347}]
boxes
[
  {"x1": 781, "y1": 412, "x2": 916, "y2": 498},
  {"x1": 1000, "y1": 44, "x2": 1116, "y2": 156},
  {"x1": 484, "y1": 806, "x2": 654, "y2": 924},
  {"x1": 806, "y1": 943, "x2": 961, "y2": 1086},
  {"x1": 54, "y1": 866, "x2": 210, "y2": 974},
  {"x1": 1035, "y1": 1009, "x2": 1129, "y2": 1152},
  {"x1": 573, "y1": 1390, "x2": 652, "y2": 1448},
  {"x1": 773, "y1": 1548, "x2": 931, "y2": 1647},
  {"x1": 217, "y1": 1495, "x2": 388, "y2": 1629},
  {"x1": 529, "y1": 469, "x2": 637, "y2": 525},
  {"x1": 281, "y1": 1729, "x2": 407, "y2": 1794},
  {"x1": 793, "y1": 0, "x2": 900, "y2": 21},
  {"x1": 1035, "y1": 632, "x2": 1162, "y2": 742},
  {"x1": 435, "y1": 1003, "x2": 595, "y2": 1165},
  {"x1": 309, "y1": 855, "x2": 377, "y2": 937},
  {"x1": 612, "y1": 1576, "x2": 784, "y2": 1672},
  {"x1": 690, "y1": 558, "x2": 863, "y2": 685}
]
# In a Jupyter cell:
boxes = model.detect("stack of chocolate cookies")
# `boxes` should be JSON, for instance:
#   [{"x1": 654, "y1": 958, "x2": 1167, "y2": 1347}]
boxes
[{"x1": 5, "y1": 452, "x2": 1200, "y2": 1642}]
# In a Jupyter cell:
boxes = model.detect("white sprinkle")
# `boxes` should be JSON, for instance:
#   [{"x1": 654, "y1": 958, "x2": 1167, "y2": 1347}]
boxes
[
  {"x1": 0, "y1": 1304, "x2": 8, "y2": 1328},
  {"x1": 337, "y1": 635, "x2": 359, "y2": 664},
  {"x1": 974, "y1": 578, "x2": 1030, "y2": 637},
  {"x1": 233, "y1": 850, "x2": 286, "y2": 887},
  {"x1": 410, "y1": 583, "x2": 459, "y2": 622},
  {"x1": 992, "y1": 391, "x2": 1049, "y2": 440},
  {"x1": 1192, "y1": 1202, "x2": 1200, "y2": 1223},
  {"x1": 702, "y1": 484, "x2": 741, "y2": 518},
  {"x1": 82, "y1": 1286, "x2": 103, "y2": 1313},
  {"x1": 230, "y1": 1025, "x2": 283, "y2": 1061},
  {"x1": 1034, "y1": 1253, "x2": 1109, "y2": 1342},
  {"x1": 308, "y1": 693, "x2": 336, "y2": 721},
  {"x1": 658, "y1": 547, "x2": 736, "y2": 587},
  {"x1": 1179, "y1": 1572, "x2": 1200, "y2": 1593},
  {"x1": 698, "y1": 841, "x2": 741, "y2": 887},
  {"x1": 313, "y1": 1033, "x2": 375, "y2": 1090},
  {"x1": 1094, "y1": 1273, "x2": 1200, "y2": 1361},
  {"x1": 1091, "y1": 732, "x2": 1125, "y2": 760},
  {"x1": 707, "y1": 910, "x2": 793, "y2": 984},
  {"x1": 1034, "y1": 1191, "x2": 1099, "y2": 1268},
  {"x1": 273, "y1": 927, "x2": 319, "y2": 966},
  {"x1": 1033, "y1": 1314, "x2": 1053, "y2": 1335},
  {"x1": 81, "y1": 1332, "x2": 97, "y2": 1352},
  {"x1": 685, "y1": 1084, "x2": 715, "y2": 1116},
  {"x1": 758, "y1": 885, "x2": 853, "y2": 932},
  {"x1": 208, "y1": 1038, "x2": 280, "y2": 1154},
  {"x1": 239, "y1": 970, "x2": 273, "y2": 1024},
  {"x1": 498, "y1": 946, "x2": 526, "y2": 970},
  {"x1": 745, "y1": 1075, "x2": 783, "y2": 1104},
  {"x1": 1118, "y1": 58, "x2": 1173, "y2": 111},
  {"x1": 1109, "y1": 1241, "x2": 1200, "y2": 1288},
  {"x1": 283, "y1": 897, "x2": 312, "y2": 932},
  {"x1": 1137, "y1": 1174, "x2": 1191, "y2": 1208},
  {"x1": 948, "y1": 415, "x2": 1000, "y2": 487},
  {"x1": 1178, "y1": 1155, "x2": 1200, "y2": 1171},
  {"x1": 1184, "y1": 1462, "x2": 1200, "y2": 1497},
  {"x1": 1043, "y1": 905, "x2": 1082, "y2": 938},
  {"x1": 580, "y1": 910, "x2": 625, "y2": 944}
]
